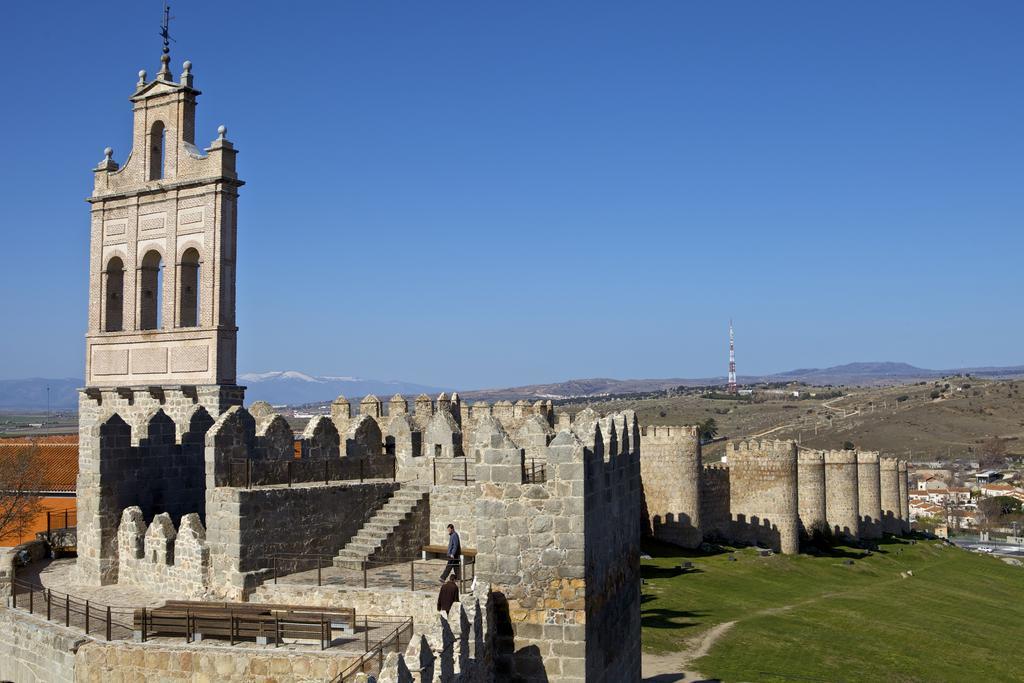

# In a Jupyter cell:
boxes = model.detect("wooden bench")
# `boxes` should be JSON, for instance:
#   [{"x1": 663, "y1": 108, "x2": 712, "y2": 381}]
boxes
[
  {"x1": 133, "y1": 601, "x2": 357, "y2": 647},
  {"x1": 161, "y1": 600, "x2": 355, "y2": 625},
  {"x1": 421, "y1": 544, "x2": 477, "y2": 580},
  {"x1": 421, "y1": 544, "x2": 477, "y2": 561}
]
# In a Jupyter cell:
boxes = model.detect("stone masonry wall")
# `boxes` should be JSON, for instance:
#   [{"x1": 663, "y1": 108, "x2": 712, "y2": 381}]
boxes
[
  {"x1": 0, "y1": 605, "x2": 358, "y2": 683},
  {"x1": 880, "y1": 457, "x2": 902, "y2": 534},
  {"x1": 639, "y1": 425, "x2": 702, "y2": 549},
  {"x1": 699, "y1": 464, "x2": 731, "y2": 540},
  {"x1": 857, "y1": 451, "x2": 883, "y2": 540},
  {"x1": 74, "y1": 640, "x2": 356, "y2": 682},
  {"x1": 727, "y1": 440, "x2": 800, "y2": 554},
  {"x1": 898, "y1": 460, "x2": 910, "y2": 534},
  {"x1": 797, "y1": 449, "x2": 827, "y2": 534},
  {"x1": 825, "y1": 450, "x2": 860, "y2": 539},
  {"x1": 254, "y1": 583, "x2": 488, "y2": 683},
  {"x1": 0, "y1": 607, "x2": 83, "y2": 683},
  {"x1": 205, "y1": 481, "x2": 397, "y2": 598},
  {"x1": 77, "y1": 385, "x2": 239, "y2": 586},
  {"x1": 430, "y1": 484, "x2": 480, "y2": 548},
  {"x1": 583, "y1": 413, "x2": 642, "y2": 683},
  {"x1": 474, "y1": 420, "x2": 588, "y2": 682},
  {"x1": 117, "y1": 507, "x2": 210, "y2": 598}
]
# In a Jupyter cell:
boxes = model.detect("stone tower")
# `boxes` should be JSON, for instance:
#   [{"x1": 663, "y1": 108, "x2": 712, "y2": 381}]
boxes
[
  {"x1": 85, "y1": 52, "x2": 242, "y2": 389},
  {"x1": 77, "y1": 47, "x2": 244, "y2": 585}
]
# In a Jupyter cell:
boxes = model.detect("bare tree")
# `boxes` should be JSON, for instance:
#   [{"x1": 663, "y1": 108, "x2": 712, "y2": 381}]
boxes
[
  {"x1": 977, "y1": 437, "x2": 1008, "y2": 470},
  {"x1": 0, "y1": 445, "x2": 45, "y2": 544}
]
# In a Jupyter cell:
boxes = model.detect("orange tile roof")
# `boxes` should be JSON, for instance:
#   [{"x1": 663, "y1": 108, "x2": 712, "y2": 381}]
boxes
[{"x1": 0, "y1": 441, "x2": 78, "y2": 493}]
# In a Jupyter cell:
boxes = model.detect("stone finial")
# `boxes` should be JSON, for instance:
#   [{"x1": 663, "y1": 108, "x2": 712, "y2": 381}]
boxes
[
  {"x1": 181, "y1": 60, "x2": 193, "y2": 87},
  {"x1": 209, "y1": 125, "x2": 233, "y2": 151},
  {"x1": 137, "y1": 69, "x2": 147, "y2": 87},
  {"x1": 94, "y1": 147, "x2": 119, "y2": 172},
  {"x1": 158, "y1": 53, "x2": 172, "y2": 81}
]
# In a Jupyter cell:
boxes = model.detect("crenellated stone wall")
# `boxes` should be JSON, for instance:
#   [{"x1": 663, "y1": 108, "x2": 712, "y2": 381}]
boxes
[
  {"x1": 117, "y1": 507, "x2": 211, "y2": 598},
  {"x1": 76, "y1": 385, "x2": 239, "y2": 586},
  {"x1": 857, "y1": 451, "x2": 883, "y2": 540},
  {"x1": 825, "y1": 450, "x2": 860, "y2": 540},
  {"x1": 728, "y1": 440, "x2": 800, "y2": 554},
  {"x1": 797, "y1": 449, "x2": 827, "y2": 534},
  {"x1": 880, "y1": 457, "x2": 902, "y2": 534},
  {"x1": 898, "y1": 460, "x2": 910, "y2": 534},
  {"x1": 583, "y1": 413, "x2": 642, "y2": 683},
  {"x1": 639, "y1": 425, "x2": 703, "y2": 548},
  {"x1": 699, "y1": 463, "x2": 731, "y2": 539}
]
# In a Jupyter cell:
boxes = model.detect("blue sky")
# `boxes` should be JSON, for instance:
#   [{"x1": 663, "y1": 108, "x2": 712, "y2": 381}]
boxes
[{"x1": 1, "y1": 1, "x2": 1022, "y2": 389}]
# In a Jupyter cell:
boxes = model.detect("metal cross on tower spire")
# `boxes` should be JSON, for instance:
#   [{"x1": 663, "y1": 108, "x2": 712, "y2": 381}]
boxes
[
  {"x1": 727, "y1": 319, "x2": 738, "y2": 393},
  {"x1": 156, "y1": 2, "x2": 175, "y2": 80},
  {"x1": 160, "y1": 3, "x2": 174, "y2": 55}
]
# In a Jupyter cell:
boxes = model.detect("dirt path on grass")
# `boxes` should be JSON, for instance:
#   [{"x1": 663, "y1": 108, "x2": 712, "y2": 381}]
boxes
[
  {"x1": 642, "y1": 620, "x2": 735, "y2": 682},
  {"x1": 642, "y1": 593, "x2": 849, "y2": 681}
]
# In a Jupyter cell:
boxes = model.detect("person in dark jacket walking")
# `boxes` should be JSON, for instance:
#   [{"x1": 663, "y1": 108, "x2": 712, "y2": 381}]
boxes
[
  {"x1": 440, "y1": 523, "x2": 461, "y2": 581},
  {"x1": 437, "y1": 574, "x2": 460, "y2": 614}
]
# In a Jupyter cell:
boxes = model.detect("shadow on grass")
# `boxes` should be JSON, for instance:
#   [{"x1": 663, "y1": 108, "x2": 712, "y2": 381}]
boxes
[
  {"x1": 801, "y1": 544, "x2": 870, "y2": 560},
  {"x1": 644, "y1": 675, "x2": 722, "y2": 683},
  {"x1": 642, "y1": 565, "x2": 705, "y2": 580},
  {"x1": 641, "y1": 607, "x2": 706, "y2": 630},
  {"x1": 642, "y1": 537, "x2": 735, "y2": 560}
]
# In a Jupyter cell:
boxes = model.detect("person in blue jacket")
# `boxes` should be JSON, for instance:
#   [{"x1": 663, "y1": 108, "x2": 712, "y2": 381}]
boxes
[{"x1": 440, "y1": 523, "x2": 461, "y2": 582}]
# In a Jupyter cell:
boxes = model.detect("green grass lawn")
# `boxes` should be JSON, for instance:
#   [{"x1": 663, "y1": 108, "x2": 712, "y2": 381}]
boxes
[{"x1": 641, "y1": 536, "x2": 1024, "y2": 682}]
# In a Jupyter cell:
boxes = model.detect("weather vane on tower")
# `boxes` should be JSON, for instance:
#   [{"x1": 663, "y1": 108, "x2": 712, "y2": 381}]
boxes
[
  {"x1": 160, "y1": 3, "x2": 174, "y2": 54},
  {"x1": 156, "y1": 2, "x2": 175, "y2": 79}
]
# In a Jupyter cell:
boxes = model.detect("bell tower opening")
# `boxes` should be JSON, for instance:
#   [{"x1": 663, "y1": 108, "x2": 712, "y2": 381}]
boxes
[
  {"x1": 103, "y1": 256, "x2": 125, "y2": 332},
  {"x1": 139, "y1": 250, "x2": 163, "y2": 330},
  {"x1": 179, "y1": 247, "x2": 201, "y2": 327},
  {"x1": 149, "y1": 121, "x2": 166, "y2": 180}
]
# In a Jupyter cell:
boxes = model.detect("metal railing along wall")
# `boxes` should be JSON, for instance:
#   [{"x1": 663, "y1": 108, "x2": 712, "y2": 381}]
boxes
[
  {"x1": 10, "y1": 578, "x2": 133, "y2": 641},
  {"x1": 523, "y1": 458, "x2": 546, "y2": 484},
  {"x1": 431, "y1": 457, "x2": 476, "y2": 486},
  {"x1": 333, "y1": 616, "x2": 414, "y2": 682},
  {"x1": 46, "y1": 508, "x2": 77, "y2": 535},
  {"x1": 267, "y1": 554, "x2": 476, "y2": 594},
  {"x1": 228, "y1": 457, "x2": 396, "y2": 488}
]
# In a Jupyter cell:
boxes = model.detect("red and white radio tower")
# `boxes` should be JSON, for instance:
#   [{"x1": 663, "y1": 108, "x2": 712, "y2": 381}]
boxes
[{"x1": 727, "y1": 319, "x2": 737, "y2": 393}]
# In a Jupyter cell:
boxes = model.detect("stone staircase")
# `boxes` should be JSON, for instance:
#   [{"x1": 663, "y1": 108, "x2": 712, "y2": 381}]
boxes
[{"x1": 334, "y1": 484, "x2": 430, "y2": 570}]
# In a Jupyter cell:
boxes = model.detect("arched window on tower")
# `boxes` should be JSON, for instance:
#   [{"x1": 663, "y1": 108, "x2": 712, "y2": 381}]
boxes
[
  {"x1": 149, "y1": 121, "x2": 166, "y2": 181},
  {"x1": 178, "y1": 248, "x2": 201, "y2": 327},
  {"x1": 139, "y1": 250, "x2": 163, "y2": 330},
  {"x1": 103, "y1": 256, "x2": 124, "y2": 332}
]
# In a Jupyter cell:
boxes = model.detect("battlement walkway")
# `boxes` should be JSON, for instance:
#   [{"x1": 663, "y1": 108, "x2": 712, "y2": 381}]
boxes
[{"x1": 266, "y1": 555, "x2": 476, "y2": 594}]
